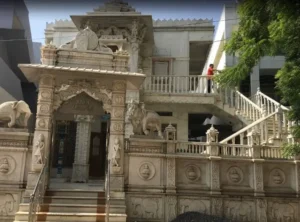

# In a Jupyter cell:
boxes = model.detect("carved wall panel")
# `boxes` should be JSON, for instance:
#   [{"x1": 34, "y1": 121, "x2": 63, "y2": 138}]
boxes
[
  {"x1": 178, "y1": 198, "x2": 209, "y2": 215},
  {"x1": 127, "y1": 196, "x2": 163, "y2": 220},
  {"x1": 0, "y1": 193, "x2": 18, "y2": 216},
  {"x1": 267, "y1": 200, "x2": 297, "y2": 222},
  {"x1": 57, "y1": 92, "x2": 104, "y2": 116},
  {"x1": 223, "y1": 200, "x2": 254, "y2": 222},
  {"x1": 0, "y1": 156, "x2": 16, "y2": 176},
  {"x1": 264, "y1": 164, "x2": 292, "y2": 189},
  {"x1": 166, "y1": 196, "x2": 177, "y2": 221},
  {"x1": 220, "y1": 162, "x2": 251, "y2": 189},
  {"x1": 53, "y1": 79, "x2": 112, "y2": 112},
  {"x1": 176, "y1": 159, "x2": 208, "y2": 188},
  {"x1": 128, "y1": 157, "x2": 161, "y2": 187}
]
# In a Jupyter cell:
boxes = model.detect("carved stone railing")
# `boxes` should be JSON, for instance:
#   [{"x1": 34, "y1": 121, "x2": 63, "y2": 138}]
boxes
[
  {"x1": 176, "y1": 141, "x2": 208, "y2": 155},
  {"x1": 260, "y1": 145, "x2": 293, "y2": 160},
  {"x1": 143, "y1": 75, "x2": 216, "y2": 94},
  {"x1": 28, "y1": 158, "x2": 49, "y2": 222},
  {"x1": 219, "y1": 144, "x2": 252, "y2": 158}
]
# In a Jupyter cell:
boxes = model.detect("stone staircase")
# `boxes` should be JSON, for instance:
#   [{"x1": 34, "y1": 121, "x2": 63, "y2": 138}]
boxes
[
  {"x1": 14, "y1": 189, "x2": 126, "y2": 222},
  {"x1": 219, "y1": 87, "x2": 291, "y2": 148}
]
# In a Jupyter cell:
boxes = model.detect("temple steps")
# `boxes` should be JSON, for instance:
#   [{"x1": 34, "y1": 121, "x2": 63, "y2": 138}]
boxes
[{"x1": 14, "y1": 189, "x2": 126, "y2": 222}]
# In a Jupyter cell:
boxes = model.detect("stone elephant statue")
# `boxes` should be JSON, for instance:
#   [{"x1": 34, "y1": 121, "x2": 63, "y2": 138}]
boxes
[
  {"x1": 0, "y1": 194, "x2": 15, "y2": 215},
  {"x1": 0, "y1": 100, "x2": 32, "y2": 128},
  {"x1": 270, "y1": 202, "x2": 295, "y2": 221},
  {"x1": 226, "y1": 202, "x2": 252, "y2": 222},
  {"x1": 126, "y1": 100, "x2": 162, "y2": 138}
]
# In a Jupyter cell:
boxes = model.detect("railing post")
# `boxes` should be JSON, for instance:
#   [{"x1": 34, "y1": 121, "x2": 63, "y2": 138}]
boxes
[
  {"x1": 248, "y1": 127, "x2": 265, "y2": 197},
  {"x1": 206, "y1": 125, "x2": 221, "y2": 195}
]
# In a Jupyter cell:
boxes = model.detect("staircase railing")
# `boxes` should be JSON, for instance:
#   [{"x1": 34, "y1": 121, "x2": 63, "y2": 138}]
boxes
[
  {"x1": 220, "y1": 112, "x2": 278, "y2": 145},
  {"x1": 105, "y1": 159, "x2": 111, "y2": 222},
  {"x1": 28, "y1": 158, "x2": 49, "y2": 222}
]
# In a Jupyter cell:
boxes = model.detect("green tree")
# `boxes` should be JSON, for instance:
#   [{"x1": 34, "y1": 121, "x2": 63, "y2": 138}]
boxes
[{"x1": 215, "y1": 0, "x2": 300, "y2": 156}]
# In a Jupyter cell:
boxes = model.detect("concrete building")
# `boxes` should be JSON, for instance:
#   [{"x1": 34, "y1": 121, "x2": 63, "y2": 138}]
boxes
[
  {"x1": 204, "y1": 3, "x2": 285, "y2": 99},
  {"x1": 0, "y1": 1, "x2": 297, "y2": 222},
  {"x1": 0, "y1": 0, "x2": 41, "y2": 125}
]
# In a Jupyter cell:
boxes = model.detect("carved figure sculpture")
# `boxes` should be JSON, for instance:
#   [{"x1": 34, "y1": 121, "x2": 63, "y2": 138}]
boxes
[
  {"x1": 34, "y1": 134, "x2": 45, "y2": 164},
  {"x1": 270, "y1": 202, "x2": 295, "y2": 222},
  {"x1": 112, "y1": 138, "x2": 121, "y2": 167},
  {"x1": 0, "y1": 101, "x2": 32, "y2": 128},
  {"x1": 0, "y1": 194, "x2": 15, "y2": 216},
  {"x1": 60, "y1": 26, "x2": 113, "y2": 53},
  {"x1": 126, "y1": 100, "x2": 162, "y2": 138},
  {"x1": 225, "y1": 201, "x2": 252, "y2": 222}
]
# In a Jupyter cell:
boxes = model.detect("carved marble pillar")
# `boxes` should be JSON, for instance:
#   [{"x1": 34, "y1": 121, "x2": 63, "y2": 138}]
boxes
[
  {"x1": 210, "y1": 159, "x2": 221, "y2": 195},
  {"x1": 26, "y1": 74, "x2": 54, "y2": 196},
  {"x1": 72, "y1": 115, "x2": 94, "y2": 183},
  {"x1": 166, "y1": 139, "x2": 176, "y2": 193},
  {"x1": 32, "y1": 74, "x2": 55, "y2": 172},
  {"x1": 295, "y1": 163, "x2": 300, "y2": 197},
  {"x1": 109, "y1": 80, "x2": 126, "y2": 191}
]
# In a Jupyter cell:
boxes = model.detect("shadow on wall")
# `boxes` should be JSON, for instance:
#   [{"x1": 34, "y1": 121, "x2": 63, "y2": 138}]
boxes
[{"x1": 171, "y1": 211, "x2": 234, "y2": 222}]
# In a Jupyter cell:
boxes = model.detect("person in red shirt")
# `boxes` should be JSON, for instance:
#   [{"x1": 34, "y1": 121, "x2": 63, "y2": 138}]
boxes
[{"x1": 207, "y1": 64, "x2": 216, "y2": 93}]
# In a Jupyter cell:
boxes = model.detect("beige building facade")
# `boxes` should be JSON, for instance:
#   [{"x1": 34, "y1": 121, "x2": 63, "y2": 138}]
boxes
[{"x1": 0, "y1": 1, "x2": 298, "y2": 222}]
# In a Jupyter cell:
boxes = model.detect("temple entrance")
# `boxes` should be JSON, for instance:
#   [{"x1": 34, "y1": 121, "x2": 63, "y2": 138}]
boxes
[
  {"x1": 51, "y1": 117, "x2": 109, "y2": 182},
  {"x1": 89, "y1": 122, "x2": 108, "y2": 179}
]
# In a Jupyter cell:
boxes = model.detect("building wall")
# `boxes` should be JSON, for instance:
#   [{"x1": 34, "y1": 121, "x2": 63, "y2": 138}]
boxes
[{"x1": 204, "y1": 3, "x2": 286, "y2": 96}]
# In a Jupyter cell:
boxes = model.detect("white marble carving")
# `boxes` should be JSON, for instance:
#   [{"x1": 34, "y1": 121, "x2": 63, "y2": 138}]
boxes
[
  {"x1": 111, "y1": 138, "x2": 121, "y2": 173},
  {"x1": 0, "y1": 101, "x2": 32, "y2": 128},
  {"x1": 227, "y1": 166, "x2": 243, "y2": 184},
  {"x1": 270, "y1": 168, "x2": 285, "y2": 185},
  {"x1": 126, "y1": 100, "x2": 162, "y2": 138},
  {"x1": 130, "y1": 197, "x2": 162, "y2": 219},
  {"x1": 268, "y1": 202, "x2": 295, "y2": 221},
  {"x1": 225, "y1": 201, "x2": 253, "y2": 222},
  {"x1": 34, "y1": 134, "x2": 45, "y2": 164},
  {"x1": 0, "y1": 193, "x2": 15, "y2": 215},
  {"x1": 138, "y1": 162, "x2": 155, "y2": 181},
  {"x1": 0, "y1": 156, "x2": 15, "y2": 175},
  {"x1": 179, "y1": 199, "x2": 207, "y2": 214},
  {"x1": 185, "y1": 165, "x2": 201, "y2": 182},
  {"x1": 60, "y1": 26, "x2": 112, "y2": 53}
]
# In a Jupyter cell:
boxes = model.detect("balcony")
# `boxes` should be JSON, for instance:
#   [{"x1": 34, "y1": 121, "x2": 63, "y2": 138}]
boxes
[{"x1": 143, "y1": 75, "x2": 218, "y2": 104}]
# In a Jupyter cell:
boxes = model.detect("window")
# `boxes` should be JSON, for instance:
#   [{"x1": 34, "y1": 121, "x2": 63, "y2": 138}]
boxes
[{"x1": 152, "y1": 57, "x2": 173, "y2": 76}]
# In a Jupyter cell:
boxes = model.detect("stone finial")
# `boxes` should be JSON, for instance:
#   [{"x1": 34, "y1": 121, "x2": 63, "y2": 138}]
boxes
[
  {"x1": 257, "y1": 87, "x2": 261, "y2": 92},
  {"x1": 164, "y1": 123, "x2": 176, "y2": 141},
  {"x1": 206, "y1": 124, "x2": 219, "y2": 143}
]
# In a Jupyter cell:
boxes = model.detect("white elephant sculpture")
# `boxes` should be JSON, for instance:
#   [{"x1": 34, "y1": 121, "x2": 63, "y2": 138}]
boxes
[
  {"x1": 126, "y1": 100, "x2": 162, "y2": 138},
  {"x1": 0, "y1": 101, "x2": 32, "y2": 128}
]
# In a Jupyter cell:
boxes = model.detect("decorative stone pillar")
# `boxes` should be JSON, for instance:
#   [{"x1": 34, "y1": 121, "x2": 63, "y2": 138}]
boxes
[
  {"x1": 32, "y1": 75, "x2": 55, "y2": 171},
  {"x1": 71, "y1": 115, "x2": 94, "y2": 183},
  {"x1": 26, "y1": 74, "x2": 54, "y2": 195},
  {"x1": 256, "y1": 198, "x2": 267, "y2": 221},
  {"x1": 128, "y1": 19, "x2": 147, "y2": 73},
  {"x1": 165, "y1": 124, "x2": 176, "y2": 193},
  {"x1": 109, "y1": 80, "x2": 126, "y2": 191},
  {"x1": 295, "y1": 163, "x2": 300, "y2": 197},
  {"x1": 211, "y1": 197, "x2": 223, "y2": 217},
  {"x1": 206, "y1": 125, "x2": 221, "y2": 195},
  {"x1": 166, "y1": 196, "x2": 177, "y2": 222}
]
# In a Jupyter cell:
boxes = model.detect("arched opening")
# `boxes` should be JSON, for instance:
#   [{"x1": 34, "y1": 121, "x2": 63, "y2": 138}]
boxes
[{"x1": 50, "y1": 92, "x2": 111, "y2": 183}]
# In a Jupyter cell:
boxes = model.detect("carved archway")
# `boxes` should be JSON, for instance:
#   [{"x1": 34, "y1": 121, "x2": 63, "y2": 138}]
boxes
[{"x1": 53, "y1": 79, "x2": 112, "y2": 112}]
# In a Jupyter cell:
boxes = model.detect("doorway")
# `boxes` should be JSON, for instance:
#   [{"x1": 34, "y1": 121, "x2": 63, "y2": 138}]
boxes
[{"x1": 89, "y1": 122, "x2": 108, "y2": 179}]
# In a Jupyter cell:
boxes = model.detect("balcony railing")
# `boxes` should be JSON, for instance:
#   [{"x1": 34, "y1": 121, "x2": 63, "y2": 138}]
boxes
[{"x1": 143, "y1": 75, "x2": 216, "y2": 94}]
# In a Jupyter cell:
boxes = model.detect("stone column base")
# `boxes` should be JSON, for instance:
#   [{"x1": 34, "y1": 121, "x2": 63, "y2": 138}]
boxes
[{"x1": 71, "y1": 163, "x2": 89, "y2": 183}]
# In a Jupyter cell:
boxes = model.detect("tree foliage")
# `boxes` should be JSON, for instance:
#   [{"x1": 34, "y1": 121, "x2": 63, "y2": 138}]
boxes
[{"x1": 215, "y1": 0, "x2": 300, "y2": 154}]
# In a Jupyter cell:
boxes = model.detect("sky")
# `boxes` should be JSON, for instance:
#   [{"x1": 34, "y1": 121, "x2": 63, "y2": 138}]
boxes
[{"x1": 25, "y1": 0, "x2": 235, "y2": 44}]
